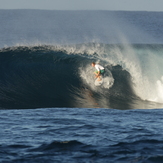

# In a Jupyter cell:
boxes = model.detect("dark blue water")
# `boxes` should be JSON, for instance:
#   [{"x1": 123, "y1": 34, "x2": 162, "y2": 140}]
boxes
[
  {"x1": 1, "y1": 10, "x2": 163, "y2": 162},
  {"x1": 1, "y1": 108, "x2": 163, "y2": 163}
]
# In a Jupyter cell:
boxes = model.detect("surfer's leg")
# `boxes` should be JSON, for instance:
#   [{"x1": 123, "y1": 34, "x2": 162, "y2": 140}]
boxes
[
  {"x1": 97, "y1": 75, "x2": 102, "y2": 81},
  {"x1": 97, "y1": 70, "x2": 104, "y2": 81},
  {"x1": 97, "y1": 77, "x2": 101, "y2": 81}
]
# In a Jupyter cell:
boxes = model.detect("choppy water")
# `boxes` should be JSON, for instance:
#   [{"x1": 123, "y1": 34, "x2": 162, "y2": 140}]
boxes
[{"x1": 1, "y1": 108, "x2": 163, "y2": 163}]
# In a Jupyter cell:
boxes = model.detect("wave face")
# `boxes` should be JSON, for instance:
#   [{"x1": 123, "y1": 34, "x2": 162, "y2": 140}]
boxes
[{"x1": 1, "y1": 44, "x2": 163, "y2": 109}]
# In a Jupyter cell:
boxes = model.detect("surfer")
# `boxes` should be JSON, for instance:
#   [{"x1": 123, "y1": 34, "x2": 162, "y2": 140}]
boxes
[{"x1": 91, "y1": 62, "x2": 105, "y2": 81}]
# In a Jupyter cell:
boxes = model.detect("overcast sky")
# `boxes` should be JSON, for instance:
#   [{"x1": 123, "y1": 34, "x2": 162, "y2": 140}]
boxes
[{"x1": 0, "y1": 0, "x2": 163, "y2": 11}]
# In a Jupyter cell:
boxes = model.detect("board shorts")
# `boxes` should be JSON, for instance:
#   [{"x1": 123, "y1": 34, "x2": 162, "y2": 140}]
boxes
[
  {"x1": 100, "y1": 69, "x2": 105, "y2": 74},
  {"x1": 95, "y1": 69, "x2": 105, "y2": 74}
]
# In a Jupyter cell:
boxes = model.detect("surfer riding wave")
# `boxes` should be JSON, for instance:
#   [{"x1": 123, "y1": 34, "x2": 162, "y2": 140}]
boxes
[{"x1": 91, "y1": 62, "x2": 105, "y2": 81}]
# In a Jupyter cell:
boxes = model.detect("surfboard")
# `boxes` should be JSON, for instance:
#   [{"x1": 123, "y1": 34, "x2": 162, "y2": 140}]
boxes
[{"x1": 94, "y1": 77, "x2": 103, "y2": 86}]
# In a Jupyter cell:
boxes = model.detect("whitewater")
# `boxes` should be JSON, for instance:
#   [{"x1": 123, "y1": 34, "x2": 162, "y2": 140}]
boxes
[{"x1": 1, "y1": 9, "x2": 163, "y2": 162}]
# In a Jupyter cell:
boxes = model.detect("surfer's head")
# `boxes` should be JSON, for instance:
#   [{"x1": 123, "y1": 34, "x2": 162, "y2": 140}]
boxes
[{"x1": 91, "y1": 62, "x2": 95, "y2": 67}]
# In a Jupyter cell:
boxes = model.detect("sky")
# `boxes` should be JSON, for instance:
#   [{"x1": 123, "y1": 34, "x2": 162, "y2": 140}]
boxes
[{"x1": 0, "y1": 0, "x2": 163, "y2": 11}]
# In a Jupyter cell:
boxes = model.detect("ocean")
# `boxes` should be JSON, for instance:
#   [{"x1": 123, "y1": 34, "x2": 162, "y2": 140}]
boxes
[{"x1": 1, "y1": 9, "x2": 163, "y2": 162}]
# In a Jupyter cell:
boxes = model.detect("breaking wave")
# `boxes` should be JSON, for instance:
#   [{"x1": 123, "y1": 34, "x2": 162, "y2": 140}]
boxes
[{"x1": 1, "y1": 43, "x2": 163, "y2": 109}]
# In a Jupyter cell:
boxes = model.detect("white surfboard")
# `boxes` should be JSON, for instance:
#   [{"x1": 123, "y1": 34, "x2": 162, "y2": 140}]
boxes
[{"x1": 94, "y1": 77, "x2": 103, "y2": 86}]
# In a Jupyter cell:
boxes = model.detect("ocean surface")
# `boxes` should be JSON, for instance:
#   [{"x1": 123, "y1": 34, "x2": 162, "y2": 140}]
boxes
[{"x1": 1, "y1": 9, "x2": 163, "y2": 162}]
